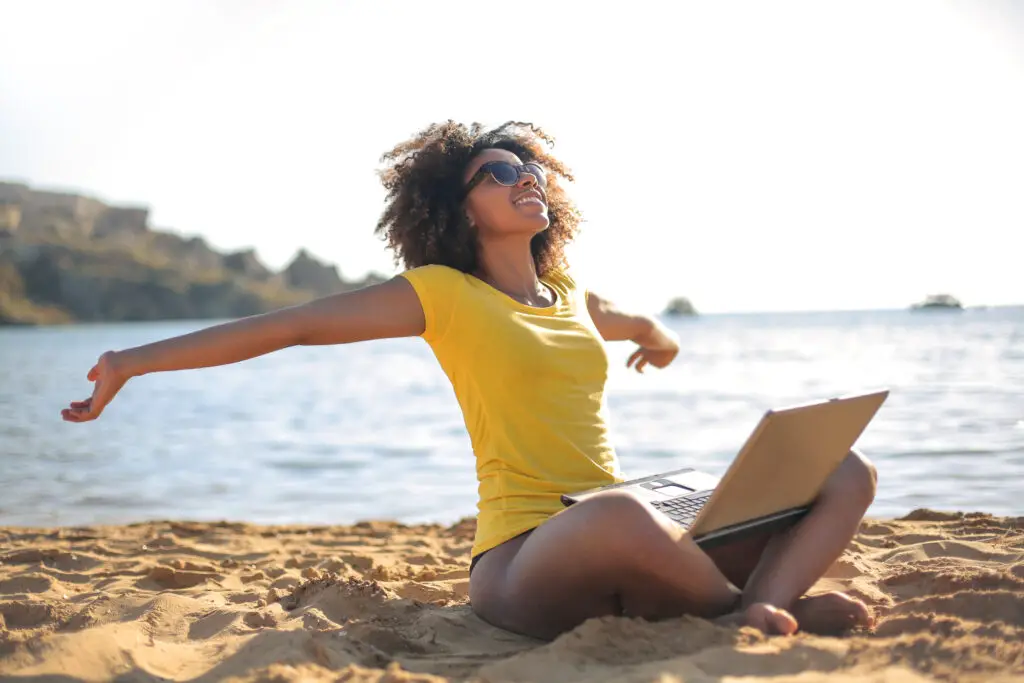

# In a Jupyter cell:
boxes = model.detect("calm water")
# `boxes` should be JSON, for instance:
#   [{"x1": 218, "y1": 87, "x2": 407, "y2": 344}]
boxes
[{"x1": 1, "y1": 307, "x2": 1022, "y2": 528}]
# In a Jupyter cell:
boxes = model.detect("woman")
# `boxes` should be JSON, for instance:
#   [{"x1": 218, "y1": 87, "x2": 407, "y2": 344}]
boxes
[{"x1": 62, "y1": 121, "x2": 877, "y2": 640}]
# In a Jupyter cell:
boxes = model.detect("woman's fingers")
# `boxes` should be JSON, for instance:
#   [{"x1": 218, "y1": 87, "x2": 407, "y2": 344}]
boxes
[
  {"x1": 632, "y1": 353, "x2": 649, "y2": 373},
  {"x1": 627, "y1": 347, "x2": 676, "y2": 373},
  {"x1": 64, "y1": 353, "x2": 126, "y2": 424},
  {"x1": 62, "y1": 397, "x2": 93, "y2": 421},
  {"x1": 62, "y1": 406, "x2": 88, "y2": 422},
  {"x1": 627, "y1": 348, "x2": 652, "y2": 373}
]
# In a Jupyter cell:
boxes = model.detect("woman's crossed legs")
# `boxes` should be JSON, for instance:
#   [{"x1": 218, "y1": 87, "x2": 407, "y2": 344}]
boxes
[{"x1": 469, "y1": 450, "x2": 877, "y2": 640}]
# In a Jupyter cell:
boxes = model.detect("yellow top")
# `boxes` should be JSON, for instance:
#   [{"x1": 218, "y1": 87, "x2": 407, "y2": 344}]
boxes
[{"x1": 399, "y1": 265, "x2": 622, "y2": 557}]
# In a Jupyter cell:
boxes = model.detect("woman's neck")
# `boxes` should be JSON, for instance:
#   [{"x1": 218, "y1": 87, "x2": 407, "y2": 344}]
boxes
[{"x1": 475, "y1": 243, "x2": 550, "y2": 304}]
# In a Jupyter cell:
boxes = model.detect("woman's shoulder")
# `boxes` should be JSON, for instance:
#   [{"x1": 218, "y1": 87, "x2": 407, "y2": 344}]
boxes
[
  {"x1": 399, "y1": 263, "x2": 468, "y2": 291},
  {"x1": 397, "y1": 264, "x2": 470, "y2": 344},
  {"x1": 401, "y1": 263, "x2": 465, "y2": 277}
]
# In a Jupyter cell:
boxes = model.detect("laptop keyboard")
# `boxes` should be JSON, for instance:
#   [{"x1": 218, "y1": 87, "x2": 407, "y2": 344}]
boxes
[{"x1": 651, "y1": 492, "x2": 711, "y2": 528}]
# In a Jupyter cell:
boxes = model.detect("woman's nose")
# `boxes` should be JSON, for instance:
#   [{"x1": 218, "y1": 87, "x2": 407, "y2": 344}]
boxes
[{"x1": 517, "y1": 170, "x2": 539, "y2": 188}]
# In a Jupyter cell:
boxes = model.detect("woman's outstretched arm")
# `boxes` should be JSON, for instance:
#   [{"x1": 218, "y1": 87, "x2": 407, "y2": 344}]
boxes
[
  {"x1": 586, "y1": 291, "x2": 679, "y2": 373},
  {"x1": 61, "y1": 277, "x2": 424, "y2": 422}
]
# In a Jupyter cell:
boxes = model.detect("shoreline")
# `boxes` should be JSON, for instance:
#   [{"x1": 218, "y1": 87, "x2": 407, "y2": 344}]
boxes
[{"x1": 1, "y1": 511, "x2": 1022, "y2": 682}]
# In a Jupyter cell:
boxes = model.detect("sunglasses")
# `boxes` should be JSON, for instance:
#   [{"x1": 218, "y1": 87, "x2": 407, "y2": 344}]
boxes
[{"x1": 464, "y1": 161, "x2": 547, "y2": 196}]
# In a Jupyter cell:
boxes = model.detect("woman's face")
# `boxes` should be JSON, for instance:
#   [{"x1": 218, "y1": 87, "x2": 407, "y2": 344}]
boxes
[{"x1": 462, "y1": 148, "x2": 549, "y2": 238}]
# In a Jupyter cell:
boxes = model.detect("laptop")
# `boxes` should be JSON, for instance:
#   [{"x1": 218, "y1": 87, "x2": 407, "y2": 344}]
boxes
[{"x1": 561, "y1": 390, "x2": 888, "y2": 548}]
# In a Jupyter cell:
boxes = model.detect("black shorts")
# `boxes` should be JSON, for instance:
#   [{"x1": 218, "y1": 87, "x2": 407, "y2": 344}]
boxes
[
  {"x1": 468, "y1": 527, "x2": 536, "y2": 577},
  {"x1": 469, "y1": 551, "x2": 485, "y2": 576}
]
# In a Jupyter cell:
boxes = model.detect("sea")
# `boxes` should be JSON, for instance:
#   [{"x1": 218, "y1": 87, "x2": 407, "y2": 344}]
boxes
[{"x1": 1, "y1": 306, "x2": 1022, "y2": 528}]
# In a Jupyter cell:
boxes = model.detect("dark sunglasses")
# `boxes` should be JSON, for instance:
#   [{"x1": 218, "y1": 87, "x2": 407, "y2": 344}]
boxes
[{"x1": 464, "y1": 161, "x2": 547, "y2": 196}]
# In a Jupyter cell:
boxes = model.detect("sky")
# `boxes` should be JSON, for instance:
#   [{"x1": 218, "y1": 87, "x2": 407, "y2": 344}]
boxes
[{"x1": 1, "y1": 0, "x2": 1022, "y2": 313}]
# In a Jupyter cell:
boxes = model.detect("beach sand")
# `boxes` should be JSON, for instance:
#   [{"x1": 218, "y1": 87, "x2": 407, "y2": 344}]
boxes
[{"x1": 1, "y1": 510, "x2": 1022, "y2": 682}]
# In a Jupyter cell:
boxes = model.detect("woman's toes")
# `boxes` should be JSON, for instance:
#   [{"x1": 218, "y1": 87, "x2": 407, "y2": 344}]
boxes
[
  {"x1": 792, "y1": 591, "x2": 873, "y2": 635},
  {"x1": 745, "y1": 602, "x2": 798, "y2": 636}
]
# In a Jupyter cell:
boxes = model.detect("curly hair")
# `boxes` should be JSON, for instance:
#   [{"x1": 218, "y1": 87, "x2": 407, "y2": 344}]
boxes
[{"x1": 374, "y1": 121, "x2": 581, "y2": 277}]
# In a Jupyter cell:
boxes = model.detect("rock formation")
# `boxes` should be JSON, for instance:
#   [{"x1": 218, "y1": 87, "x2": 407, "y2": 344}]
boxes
[
  {"x1": 663, "y1": 296, "x2": 697, "y2": 316},
  {"x1": 223, "y1": 248, "x2": 274, "y2": 282},
  {"x1": 0, "y1": 181, "x2": 387, "y2": 325},
  {"x1": 910, "y1": 294, "x2": 964, "y2": 311}
]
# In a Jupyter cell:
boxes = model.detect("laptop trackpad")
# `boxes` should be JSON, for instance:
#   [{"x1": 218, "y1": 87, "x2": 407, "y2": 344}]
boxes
[
  {"x1": 649, "y1": 482, "x2": 694, "y2": 497},
  {"x1": 666, "y1": 470, "x2": 720, "y2": 493}
]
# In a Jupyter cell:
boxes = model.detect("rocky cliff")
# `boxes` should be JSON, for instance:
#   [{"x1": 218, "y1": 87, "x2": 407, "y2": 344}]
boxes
[{"x1": 0, "y1": 181, "x2": 387, "y2": 325}]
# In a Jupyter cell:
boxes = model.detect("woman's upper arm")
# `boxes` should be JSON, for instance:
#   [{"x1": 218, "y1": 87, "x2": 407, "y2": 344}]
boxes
[
  {"x1": 294, "y1": 276, "x2": 426, "y2": 346},
  {"x1": 586, "y1": 291, "x2": 652, "y2": 342}
]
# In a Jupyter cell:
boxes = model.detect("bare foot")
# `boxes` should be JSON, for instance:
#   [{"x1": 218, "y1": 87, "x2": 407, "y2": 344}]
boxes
[
  {"x1": 715, "y1": 602, "x2": 798, "y2": 635},
  {"x1": 791, "y1": 591, "x2": 873, "y2": 635}
]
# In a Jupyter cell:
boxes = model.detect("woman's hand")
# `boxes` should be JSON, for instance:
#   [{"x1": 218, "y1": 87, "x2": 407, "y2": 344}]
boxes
[
  {"x1": 61, "y1": 351, "x2": 132, "y2": 423},
  {"x1": 585, "y1": 293, "x2": 681, "y2": 374},
  {"x1": 626, "y1": 319, "x2": 680, "y2": 373},
  {"x1": 626, "y1": 343, "x2": 679, "y2": 373}
]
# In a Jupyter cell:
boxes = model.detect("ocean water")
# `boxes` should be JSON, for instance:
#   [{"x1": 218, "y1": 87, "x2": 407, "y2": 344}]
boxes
[{"x1": 1, "y1": 307, "x2": 1022, "y2": 528}]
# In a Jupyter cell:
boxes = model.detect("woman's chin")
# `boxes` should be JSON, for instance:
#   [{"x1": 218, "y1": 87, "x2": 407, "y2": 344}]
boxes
[
  {"x1": 487, "y1": 212, "x2": 549, "y2": 237},
  {"x1": 522, "y1": 212, "x2": 550, "y2": 232}
]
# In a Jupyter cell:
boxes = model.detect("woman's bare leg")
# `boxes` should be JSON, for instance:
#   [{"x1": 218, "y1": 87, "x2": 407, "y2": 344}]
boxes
[
  {"x1": 469, "y1": 490, "x2": 792, "y2": 640},
  {"x1": 468, "y1": 450, "x2": 877, "y2": 640},
  {"x1": 738, "y1": 449, "x2": 878, "y2": 633}
]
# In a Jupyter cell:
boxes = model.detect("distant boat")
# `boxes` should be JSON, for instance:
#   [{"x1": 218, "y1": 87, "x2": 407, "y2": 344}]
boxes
[
  {"x1": 911, "y1": 294, "x2": 964, "y2": 311},
  {"x1": 664, "y1": 297, "x2": 697, "y2": 316}
]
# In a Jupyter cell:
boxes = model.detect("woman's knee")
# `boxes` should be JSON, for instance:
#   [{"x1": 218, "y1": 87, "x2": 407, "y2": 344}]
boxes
[
  {"x1": 570, "y1": 490, "x2": 676, "y2": 554},
  {"x1": 828, "y1": 449, "x2": 877, "y2": 507}
]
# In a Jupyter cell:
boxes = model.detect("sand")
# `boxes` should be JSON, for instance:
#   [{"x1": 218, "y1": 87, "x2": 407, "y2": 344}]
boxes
[{"x1": 1, "y1": 510, "x2": 1022, "y2": 682}]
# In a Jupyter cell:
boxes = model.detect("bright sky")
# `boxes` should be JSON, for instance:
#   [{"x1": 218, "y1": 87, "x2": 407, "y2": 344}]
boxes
[{"x1": 1, "y1": 0, "x2": 1022, "y2": 313}]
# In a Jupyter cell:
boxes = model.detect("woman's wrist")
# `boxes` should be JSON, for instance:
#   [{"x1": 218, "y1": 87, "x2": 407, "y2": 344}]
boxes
[
  {"x1": 634, "y1": 316, "x2": 679, "y2": 351},
  {"x1": 113, "y1": 347, "x2": 149, "y2": 378}
]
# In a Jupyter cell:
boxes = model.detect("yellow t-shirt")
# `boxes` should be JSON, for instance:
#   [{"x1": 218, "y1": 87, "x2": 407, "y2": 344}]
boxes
[{"x1": 399, "y1": 265, "x2": 623, "y2": 558}]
